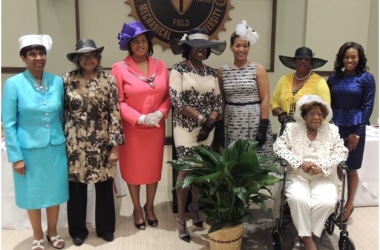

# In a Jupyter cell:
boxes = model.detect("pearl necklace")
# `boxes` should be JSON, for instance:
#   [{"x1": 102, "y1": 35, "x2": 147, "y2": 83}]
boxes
[
  {"x1": 188, "y1": 60, "x2": 207, "y2": 76},
  {"x1": 26, "y1": 70, "x2": 48, "y2": 92},
  {"x1": 294, "y1": 71, "x2": 312, "y2": 81},
  {"x1": 232, "y1": 60, "x2": 250, "y2": 69}
]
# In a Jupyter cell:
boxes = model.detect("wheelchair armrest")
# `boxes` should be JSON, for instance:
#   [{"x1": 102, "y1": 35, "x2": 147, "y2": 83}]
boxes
[{"x1": 338, "y1": 161, "x2": 348, "y2": 170}]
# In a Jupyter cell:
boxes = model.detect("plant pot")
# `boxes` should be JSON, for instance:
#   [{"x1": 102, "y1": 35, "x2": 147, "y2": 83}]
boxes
[{"x1": 208, "y1": 223, "x2": 244, "y2": 250}]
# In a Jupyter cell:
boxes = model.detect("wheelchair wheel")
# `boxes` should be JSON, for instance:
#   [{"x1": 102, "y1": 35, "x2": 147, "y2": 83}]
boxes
[
  {"x1": 272, "y1": 228, "x2": 283, "y2": 250},
  {"x1": 325, "y1": 215, "x2": 335, "y2": 235},
  {"x1": 338, "y1": 235, "x2": 356, "y2": 250}
]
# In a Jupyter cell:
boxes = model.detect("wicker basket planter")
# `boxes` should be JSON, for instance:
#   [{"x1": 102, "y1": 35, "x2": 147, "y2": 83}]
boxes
[{"x1": 208, "y1": 223, "x2": 244, "y2": 250}]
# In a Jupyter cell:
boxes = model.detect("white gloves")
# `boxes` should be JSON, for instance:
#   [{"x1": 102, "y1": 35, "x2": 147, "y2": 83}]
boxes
[{"x1": 138, "y1": 111, "x2": 164, "y2": 127}]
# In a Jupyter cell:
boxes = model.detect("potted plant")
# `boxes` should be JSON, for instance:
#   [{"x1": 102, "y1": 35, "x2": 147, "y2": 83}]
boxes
[{"x1": 169, "y1": 139, "x2": 281, "y2": 250}]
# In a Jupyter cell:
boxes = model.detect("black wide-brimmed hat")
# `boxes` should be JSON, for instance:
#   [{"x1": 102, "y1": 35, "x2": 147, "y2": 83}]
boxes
[
  {"x1": 279, "y1": 47, "x2": 327, "y2": 70},
  {"x1": 67, "y1": 39, "x2": 104, "y2": 62},
  {"x1": 170, "y1": 28, "x2": 226, "y2": 56}
]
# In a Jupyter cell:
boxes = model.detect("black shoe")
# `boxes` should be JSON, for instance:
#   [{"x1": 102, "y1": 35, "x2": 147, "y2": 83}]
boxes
[
  {"x1": 144, "y1": 204, "x2": 158, "y2": 227},
  {"x1": 73, "y1": 237, "x2": 85, "y2": 246},
  {"x1": 188, "y1": 204, "x2": 203, "y2": 228},
  {"x1": 176, "y1": 218, "x2": 190, "y2": 243},
  {"x1": 134, "y1": 209, "x2": 146, "y2": 230},
  {"x1": 101, "y1": 231, "x2": 114, "y2": 242}
]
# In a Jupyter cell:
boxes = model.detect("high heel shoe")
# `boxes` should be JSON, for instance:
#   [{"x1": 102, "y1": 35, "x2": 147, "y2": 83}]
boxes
[
  {"x1": 143, "y1": 204, "x2": 158, "y2": 227},
  {"x1": 188, "y1": 204, "x2": 203, "y2": 228},
  {"x1": 46, "y1": 234, "x2": 65, "y2": 249},
  {"x1": 176, "y1": 218, "x2": 190, "y2": 243},
  {"x1": 133, "y1": 209, "x2": 146, "y2": 230},
  {"x1": 32, "y1": 239, "x2": 44, "y2": 250}
]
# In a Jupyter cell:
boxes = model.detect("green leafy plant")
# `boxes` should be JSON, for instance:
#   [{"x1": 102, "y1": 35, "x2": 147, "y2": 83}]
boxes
[{"x1": 169, "y1": 139, "x2": 281, "y2": 234}]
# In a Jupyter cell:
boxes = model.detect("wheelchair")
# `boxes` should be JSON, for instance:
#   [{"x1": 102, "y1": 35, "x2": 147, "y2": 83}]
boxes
[{"x1": 272, "y1": 159, "x2": 356, "y2": 250}]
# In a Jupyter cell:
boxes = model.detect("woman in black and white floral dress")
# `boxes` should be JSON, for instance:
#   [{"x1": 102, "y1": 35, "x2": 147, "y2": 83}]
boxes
[{"x1": 169, "y1": 28, "x2": 226, "y2": 243}]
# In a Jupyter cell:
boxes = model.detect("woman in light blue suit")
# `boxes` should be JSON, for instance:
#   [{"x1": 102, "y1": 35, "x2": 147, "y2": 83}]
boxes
[{"x1": 2, "y1": 34, "x2": 68, "y2": 250}]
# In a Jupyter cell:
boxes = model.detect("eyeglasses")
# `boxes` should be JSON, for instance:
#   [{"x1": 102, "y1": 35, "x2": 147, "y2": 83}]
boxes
[
  {"x1": 130, "y1": 39, "x2": 148, "y2": 45},
  {"x1": 296, "y1": 57, "x2": 311, "y2": 62},
  {"x1": 307, "y1": 112, "x2": 324, "y2": 118},
  {"x1": 78, "y1": 55, "x2": 98, "y2": 61}
]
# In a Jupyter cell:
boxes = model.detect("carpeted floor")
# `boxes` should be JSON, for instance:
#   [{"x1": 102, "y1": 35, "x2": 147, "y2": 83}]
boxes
[{"x1": 241, "y1": 209, "x2": 340, "y2": 249}]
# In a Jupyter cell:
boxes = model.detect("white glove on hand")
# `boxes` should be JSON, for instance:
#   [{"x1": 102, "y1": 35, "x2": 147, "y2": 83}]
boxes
[{"x1": 144, "y1": 111, "x2": 163, "y2": 127}]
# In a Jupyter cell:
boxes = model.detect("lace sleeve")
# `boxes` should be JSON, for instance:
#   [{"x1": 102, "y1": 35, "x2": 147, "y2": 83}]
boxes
[
  {"x1": 318, "y1": 124, "x2": 349, "y2": 176},
  {"x1": 273, "y1": 124, "x2": 303, "y2": 170}
]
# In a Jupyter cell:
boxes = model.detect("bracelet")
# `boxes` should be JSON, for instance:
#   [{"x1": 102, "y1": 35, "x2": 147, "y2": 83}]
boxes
[{"x1": 198, "y1": 114, "x2": 204, "y2": 126}]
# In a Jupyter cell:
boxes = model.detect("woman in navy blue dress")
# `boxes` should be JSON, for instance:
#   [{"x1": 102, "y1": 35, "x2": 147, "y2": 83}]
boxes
[{"x1": 327, "y1": 42, "x2": 376, "y2": 221}]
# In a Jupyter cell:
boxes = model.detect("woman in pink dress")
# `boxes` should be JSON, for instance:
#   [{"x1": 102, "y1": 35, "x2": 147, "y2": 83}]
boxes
[{"x1": 112, "y1": 21, "x2": 171, "y2": 230}]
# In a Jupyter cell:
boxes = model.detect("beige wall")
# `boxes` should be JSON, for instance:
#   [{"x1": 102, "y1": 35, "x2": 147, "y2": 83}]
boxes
[{"x1": 2, "y1": 0, "x2": 379, "y2": 133}]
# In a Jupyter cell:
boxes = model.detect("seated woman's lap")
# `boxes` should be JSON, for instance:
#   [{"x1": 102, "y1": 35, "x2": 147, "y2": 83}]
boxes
[{"x1": 285, "y1": 176, "x2": 338, "y2": 208}]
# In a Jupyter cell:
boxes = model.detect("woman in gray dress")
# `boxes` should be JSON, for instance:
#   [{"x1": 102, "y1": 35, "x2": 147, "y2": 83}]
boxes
[{"x1": 218, "y1": 20, "x2": 273, "y2": 155}]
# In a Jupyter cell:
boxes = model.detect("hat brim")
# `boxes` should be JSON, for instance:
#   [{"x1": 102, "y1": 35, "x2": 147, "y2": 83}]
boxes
[
  {"x1": 66, "y1": 47, "x2": 104, "y2": 62},
  {"x1": 279, "y1": 55, "x2": 327, "y2": 70},
  {"x1": 170, "y1": 39, "x2": 226, "y2": 56}
]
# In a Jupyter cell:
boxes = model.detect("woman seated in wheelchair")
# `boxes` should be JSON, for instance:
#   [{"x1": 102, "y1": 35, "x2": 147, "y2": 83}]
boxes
[{"x1": 273, "y1": 94, "x2": 348, "y2": 250}]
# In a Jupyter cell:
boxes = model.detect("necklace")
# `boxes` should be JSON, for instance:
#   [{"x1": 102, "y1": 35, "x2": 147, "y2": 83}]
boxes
[
  {"x1": 306, "y1": 130, "x2": 317, "y2": 147},
  {"x1": 122, "y1": 60, "x2": 156, "y2": 88},
  {"x1": 26, "y1": 70, "x2": 48, "y2": 92},
  {"x1": 294, "y1": 71, "x2": 312, "y2": 81},
  {"x1": 232, "y1": 60, "x2": 250, "y2": 69},
  {"x1": 188, "y1": 60, "x2": 207, "y2": 76}
]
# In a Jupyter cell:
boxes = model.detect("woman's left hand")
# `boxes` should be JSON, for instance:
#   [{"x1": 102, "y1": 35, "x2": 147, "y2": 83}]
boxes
[
  {"x1": 345, "y1": 134, "x2": 360, "y2": 151},
  {"x1": 109, "y1": 146, "x2": 119, "y2": 164}
]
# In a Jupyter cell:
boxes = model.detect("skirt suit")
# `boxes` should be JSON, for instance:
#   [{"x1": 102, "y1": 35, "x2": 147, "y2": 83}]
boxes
[
  {"x1": 112, "y1": 55, "x2": 171, "y2": 185},
  {"x1": 327, "y1": 72, "x2": 376, "y2": 169},
  {"x1": 2, "y1": 70, "x2": 68, "y2": 209}
]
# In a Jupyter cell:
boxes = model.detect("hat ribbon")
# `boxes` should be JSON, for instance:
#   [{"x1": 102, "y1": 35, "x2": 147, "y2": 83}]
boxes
[
  {"x1": 180, "y1": 33, "x2": 210, "y2": 42},
  {"x1": 118, "y1": 32, "x2": 132, "y2": 42}
]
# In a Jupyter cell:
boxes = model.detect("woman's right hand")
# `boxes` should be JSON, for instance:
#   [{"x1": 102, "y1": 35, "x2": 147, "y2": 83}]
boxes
[{"x1": 13, "y1": 160, "x2": 26, "y2": 175}]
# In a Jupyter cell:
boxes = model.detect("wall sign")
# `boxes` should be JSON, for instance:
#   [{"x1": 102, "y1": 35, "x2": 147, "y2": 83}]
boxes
[{"x1": 126, "y1": 0, "x2": 233, "y2": 49}]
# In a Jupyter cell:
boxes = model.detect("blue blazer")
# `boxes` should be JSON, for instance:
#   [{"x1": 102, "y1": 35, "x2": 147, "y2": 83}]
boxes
[{"x1": 2, "y1": 70, "x2": 66, "y2": 162}]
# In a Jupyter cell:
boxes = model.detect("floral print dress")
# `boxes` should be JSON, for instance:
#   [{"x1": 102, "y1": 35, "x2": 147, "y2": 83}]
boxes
[
  {"x1": 169, "y1": 61, "x2": 222, "y2": 158},
  {"x1": 63, "y1": 71, "x2": 125, "y2": 184}
]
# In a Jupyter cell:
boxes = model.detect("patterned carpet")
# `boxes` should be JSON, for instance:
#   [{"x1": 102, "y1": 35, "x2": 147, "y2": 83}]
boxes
[{"x1": 241, "y1": 209, "x2": 340, "y2": 250}]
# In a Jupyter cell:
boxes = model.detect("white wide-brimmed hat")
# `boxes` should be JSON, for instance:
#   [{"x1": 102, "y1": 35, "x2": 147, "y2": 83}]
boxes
[
  {"x1": 294, "y1": 94, "x2": 332, "y2": 124},
  {"x1": 18, "y1": 34, "x2": 53, "y2": 54}
]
